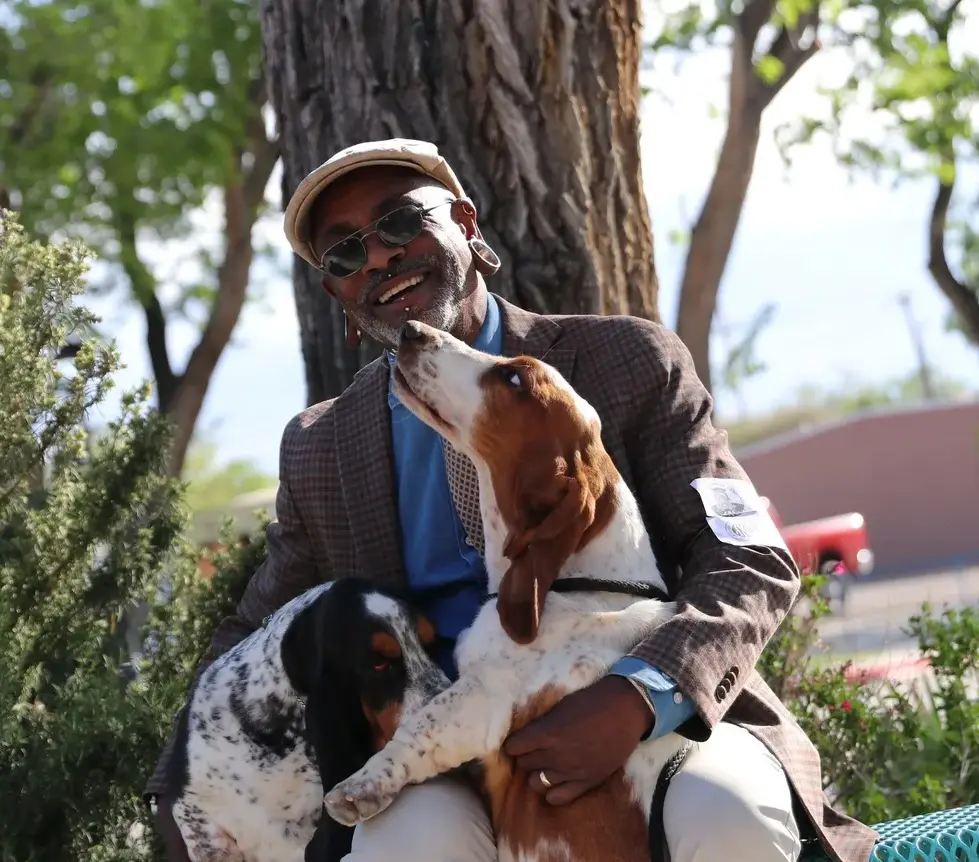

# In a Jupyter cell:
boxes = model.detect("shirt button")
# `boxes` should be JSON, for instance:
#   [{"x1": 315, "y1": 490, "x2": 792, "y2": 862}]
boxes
[
  {"x1": 673, "y1": 692, "x2": 683, "y2": 704},
  {"x1": 465, "y1": 538, "x2": 474, "y2": 547}
]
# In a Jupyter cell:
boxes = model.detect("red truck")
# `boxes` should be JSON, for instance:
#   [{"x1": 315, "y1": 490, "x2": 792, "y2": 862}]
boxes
[{"x1": 760, "y1": 496, "x2": 874, "y2": 607}]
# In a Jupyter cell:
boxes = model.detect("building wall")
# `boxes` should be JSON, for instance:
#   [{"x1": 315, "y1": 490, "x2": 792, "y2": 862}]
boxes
[{"x1": 734, "y1": 401, "x2": 979, "y2": 574}]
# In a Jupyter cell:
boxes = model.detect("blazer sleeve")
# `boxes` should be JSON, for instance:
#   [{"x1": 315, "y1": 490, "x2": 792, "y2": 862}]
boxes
[
  {"x1": 143, "y1": 416, "x2": 326, "y2": 802},
  {"x1": 622, "y1": 321, "x2": 800, "y2": 740}
]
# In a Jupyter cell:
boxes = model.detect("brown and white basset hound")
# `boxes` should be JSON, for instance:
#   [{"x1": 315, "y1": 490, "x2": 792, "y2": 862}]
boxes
[{"x1": 324, "y1": 320, "x2": 689, "y2": 862}]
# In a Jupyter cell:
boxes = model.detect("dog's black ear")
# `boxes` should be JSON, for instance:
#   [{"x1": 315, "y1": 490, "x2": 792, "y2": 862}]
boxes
[{"x1": 282, "y1": 595, "x2": 374, "y2": 862}]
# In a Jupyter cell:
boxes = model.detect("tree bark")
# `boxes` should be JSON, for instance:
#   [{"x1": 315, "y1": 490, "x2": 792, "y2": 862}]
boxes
[{"x1": 259, "y1": 0, "x2": 659, "y2": 404}]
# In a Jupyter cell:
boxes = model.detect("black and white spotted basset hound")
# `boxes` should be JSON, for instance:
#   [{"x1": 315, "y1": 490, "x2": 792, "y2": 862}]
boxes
[{"x1": 167, "y1": 578, "x2": 448, "y2": 862}]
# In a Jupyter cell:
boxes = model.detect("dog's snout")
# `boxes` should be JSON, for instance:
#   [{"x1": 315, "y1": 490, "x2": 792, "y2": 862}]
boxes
[{"x1": 399, "y1": 320, "x2": 427, "y2": 345}]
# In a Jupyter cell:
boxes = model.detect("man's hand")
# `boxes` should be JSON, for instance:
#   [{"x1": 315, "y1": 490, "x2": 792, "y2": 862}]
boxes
[
  {"x1": 153, "y1": 797, "x2": 192, "y2": 862},
  {"x1": 502, "y1": 675, "x2": 654, "y2": 805}
]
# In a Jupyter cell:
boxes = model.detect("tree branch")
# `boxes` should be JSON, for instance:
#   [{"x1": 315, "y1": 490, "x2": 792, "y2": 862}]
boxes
[
  {"x1": 165, "y1": 78, "x2": 278, "y2": 475},
  {"x1": 758, "y1": 10, "x2": 821, "y2": 106},
  {"x1": 732, "y1": 0, "x2": 777, "y2": 111},
  {"x1": 738, "y1": 0, "x2": 777, "y2": 48},
  {"x1": 10, "y1": 66, "x2": 53, "y2": 146},
  {"x1": 927, "y1": 167, "x2": 979, "y2": 346},
  {"x1": 115, "y1": 214, "x2": 180, "y2": 409},
  {"x1": 243, "y1": 114, "x2": 279, "y2": 213},
  {"x1": 241, "y1": 70, "x2": 279, "y2": 213}
]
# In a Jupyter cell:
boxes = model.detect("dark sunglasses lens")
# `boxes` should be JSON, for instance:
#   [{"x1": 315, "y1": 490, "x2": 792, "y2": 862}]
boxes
[
  {"x1": 324, "y1": 238, "x2": 366, "y2": 278},
  {"x1": 376, "y1": 206, "x2": 425, "y2": 246}
]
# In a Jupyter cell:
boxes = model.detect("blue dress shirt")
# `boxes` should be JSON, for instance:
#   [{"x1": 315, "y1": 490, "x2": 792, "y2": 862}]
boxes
[{"x1": 386, "y1": 294, "x2": 695, "y2": 739}]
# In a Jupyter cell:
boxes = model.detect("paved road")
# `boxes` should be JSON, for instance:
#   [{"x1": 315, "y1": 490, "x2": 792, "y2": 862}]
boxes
[{"x1": 816, "y1": 566, "x2": 979, "y2": 656}]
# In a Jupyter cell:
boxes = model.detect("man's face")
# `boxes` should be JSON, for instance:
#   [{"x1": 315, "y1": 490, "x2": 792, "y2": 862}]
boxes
[{"x1": 309, "y1": 166, "x2": 478, "y2": 350}]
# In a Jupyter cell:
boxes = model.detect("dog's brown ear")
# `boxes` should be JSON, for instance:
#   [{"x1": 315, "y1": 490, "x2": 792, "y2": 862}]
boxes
[
  {"x1": 497, "y1": 474, "x2": 594, "y2": 644},
  {"x1": 416, "y1": 614, "x2": 436, "y2": 646}
]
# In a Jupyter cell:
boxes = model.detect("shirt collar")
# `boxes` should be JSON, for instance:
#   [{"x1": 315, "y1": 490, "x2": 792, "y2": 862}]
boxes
[{"x1": 386, "y1": 293, "x2": 502, "y2": 410}]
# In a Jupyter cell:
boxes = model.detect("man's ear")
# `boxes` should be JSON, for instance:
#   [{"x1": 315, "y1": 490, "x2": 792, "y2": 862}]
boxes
[
  {"x1": 451, "y1": 198, "x2": 480, "y2": 240},
  {"x1": 497, "y1": 474, "x2": 594, "y2": 644}
]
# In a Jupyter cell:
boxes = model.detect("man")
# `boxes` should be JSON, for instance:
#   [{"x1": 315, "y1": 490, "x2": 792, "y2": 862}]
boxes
[{"x1": 147, "y1": 138, "x2": 876, "y2": 862}]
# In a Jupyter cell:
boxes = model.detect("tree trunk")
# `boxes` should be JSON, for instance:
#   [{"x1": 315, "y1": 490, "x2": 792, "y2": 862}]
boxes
[
  {"x1": 119, "y1": 98, "x2": 278, "y2": 478},
  {"x1": 927, "y1": 171, "x2": 979, "y2": 347},
  {"x1": 259, "y1": 0, "x2": 659, "y2": 404},
  {"x1": 674, "y1": 105, "x2": 762, "y2": 397},
  {"x1": 673, "y1": 2, "x2": 820, "y2": 396}
]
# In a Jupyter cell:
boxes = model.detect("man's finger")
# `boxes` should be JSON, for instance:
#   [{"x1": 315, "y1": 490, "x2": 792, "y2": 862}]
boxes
[
  {"x1": 545, "y1": 779, "x2": 595, "y2": 806},
  {"x1": 511, "y1": 748, "x2": 564, "y2": 773},
  {"x1": 502, "y1": 721, "x2": 551, "y2": 757},
  {"x1": 526, "y1": 768, "x2": 570, "y2": 795}
]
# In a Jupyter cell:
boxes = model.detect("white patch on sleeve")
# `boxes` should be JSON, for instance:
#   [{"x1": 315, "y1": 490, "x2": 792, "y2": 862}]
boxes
[{"x1": 690, "y1": 477, "x2": 788, "y2": 551}]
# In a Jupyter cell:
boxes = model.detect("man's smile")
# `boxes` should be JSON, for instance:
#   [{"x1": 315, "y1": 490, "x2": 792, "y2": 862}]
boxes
[{"x1": 372, "y1": 268, "x2": 432, "y2": 306}]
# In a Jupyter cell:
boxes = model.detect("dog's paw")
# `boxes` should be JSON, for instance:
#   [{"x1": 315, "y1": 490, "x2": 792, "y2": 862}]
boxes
[{"x1": 324, "y1": 773, "x2": 395, "y2": 827}]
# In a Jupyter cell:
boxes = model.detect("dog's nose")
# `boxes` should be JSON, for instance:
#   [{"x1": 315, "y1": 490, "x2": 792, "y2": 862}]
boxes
[{"x1": 399, "y1": 320, "x2": 426, "y2": 344}]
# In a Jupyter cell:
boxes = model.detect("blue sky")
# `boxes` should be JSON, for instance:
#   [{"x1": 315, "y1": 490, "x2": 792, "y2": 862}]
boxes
[{"x1": 84, "y1": 35, "x2": 979, "y2": 477}]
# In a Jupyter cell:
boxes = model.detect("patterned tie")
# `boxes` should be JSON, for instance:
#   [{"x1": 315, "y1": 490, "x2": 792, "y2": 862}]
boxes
[{"x1": 441, "y1": 437, "x2": 485, "y2": 556}]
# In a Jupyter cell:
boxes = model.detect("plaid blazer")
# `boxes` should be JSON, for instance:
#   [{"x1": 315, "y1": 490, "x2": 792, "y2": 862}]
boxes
[{"x1": 146, "y1": 296, "x2": 877, "y2": 862}]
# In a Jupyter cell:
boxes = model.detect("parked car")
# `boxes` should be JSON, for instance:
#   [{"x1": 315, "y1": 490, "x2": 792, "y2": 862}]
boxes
[{"x1": 760, "y1": 496, "x2": 875, "y2": 608}]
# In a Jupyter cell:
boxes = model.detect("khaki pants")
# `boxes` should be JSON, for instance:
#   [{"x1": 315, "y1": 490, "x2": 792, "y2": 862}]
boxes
[{"x1": 342, "y1": 723, "x2": 802, "y2": 862}]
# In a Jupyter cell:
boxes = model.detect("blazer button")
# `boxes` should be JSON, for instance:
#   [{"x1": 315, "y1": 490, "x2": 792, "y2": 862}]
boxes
[
  {"x1": 730, "y1": 665, "x2": 740, "y2": 678},
  {"x1": 714, "y1": 685, "x2": 727, "y2": 702}
]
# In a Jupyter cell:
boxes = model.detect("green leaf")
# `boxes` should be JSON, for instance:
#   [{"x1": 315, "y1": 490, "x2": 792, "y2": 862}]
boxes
[{"x1": 755, "y1": 54, "x2": 786, "y2": 86}]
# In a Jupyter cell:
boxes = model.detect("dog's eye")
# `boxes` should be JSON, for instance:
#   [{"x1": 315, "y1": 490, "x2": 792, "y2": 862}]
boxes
[
  {"x1": 498, "y1": 366, "x2": 522, "y2": 388},
  {"x1": 373, "y1": 661, "x2": 390, "y2": 672}
]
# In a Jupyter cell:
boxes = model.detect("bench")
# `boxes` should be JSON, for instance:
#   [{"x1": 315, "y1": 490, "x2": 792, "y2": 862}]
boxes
[{"x1": 801, "y1": 804, "x2": 979, "y2": 861}]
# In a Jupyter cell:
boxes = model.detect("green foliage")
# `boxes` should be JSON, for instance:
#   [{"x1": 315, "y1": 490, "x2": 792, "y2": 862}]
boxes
[
  {"x1": 0, "y1": 0, "x2": 278, "y2": 465},
  {"x1": 649, "y1": 0, "x2": 821, "y2": 102},
  {"x1": 0, "y1": 210, "x2": 261, "y2": 860},
  {"x1": 772, "y1": 0, "x2": 979, "y2": 339},
  {"x1": 1, "y1": 0, "x2": 263, "y2": 247},
  {"x1": 760, "y1": 577, "x2": 979, "y2": 824}
]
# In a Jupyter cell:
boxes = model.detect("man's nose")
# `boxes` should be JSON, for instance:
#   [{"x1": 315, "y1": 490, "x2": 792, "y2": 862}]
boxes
[{"x1": 362, "y1": 232, "x2": 404, "y2": 274}]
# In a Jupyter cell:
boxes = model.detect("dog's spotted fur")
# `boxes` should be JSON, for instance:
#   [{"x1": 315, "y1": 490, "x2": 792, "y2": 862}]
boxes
[
  {"x1": 168, "y1": 578, "x2": 448, "y2": 862},
  {"x1": 325, "y1": 322, "x2": 689, "y2": 862}
]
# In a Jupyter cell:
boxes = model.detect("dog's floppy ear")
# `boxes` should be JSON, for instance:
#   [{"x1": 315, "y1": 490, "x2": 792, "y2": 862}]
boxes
[
  {"x1": 281, "y1": 598, "x2": 370, "y2": 862},
  {"x1": 416, "y1": 614, "x2": 436, "y2": 647},
  {"x1": 497, "y1": 451, "x2": 599, "y2": 644}
]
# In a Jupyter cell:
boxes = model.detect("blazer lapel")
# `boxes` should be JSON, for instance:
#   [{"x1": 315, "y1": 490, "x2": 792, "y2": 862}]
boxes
[
  {"x1": 496, "y1": 294, "x2": 576, "y2": 381},
  {"x1": 331, "y1": 358, "x2": 405, "y2": 587}
]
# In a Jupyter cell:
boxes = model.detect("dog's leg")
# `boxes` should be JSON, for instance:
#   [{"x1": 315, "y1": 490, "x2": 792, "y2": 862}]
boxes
[
  {"x1": 172, "y1": 800, "x2": 244, "y2": 862},
  {"x1": 324, "y1": 675, "x2": 496, "y2": 827}
]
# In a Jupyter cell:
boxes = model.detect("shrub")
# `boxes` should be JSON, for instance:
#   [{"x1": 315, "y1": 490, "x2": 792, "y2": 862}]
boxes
[
  {"x1": 0, "y1": 210, "x2": 262, "y2": 861},
  {"x1": 760, "y1": 575, "x2": 979, "y2": 825}
]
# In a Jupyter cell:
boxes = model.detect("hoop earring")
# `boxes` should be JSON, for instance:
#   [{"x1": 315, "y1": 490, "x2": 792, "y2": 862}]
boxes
[
  {"x1": 344, "y1": 313, "x2": 362, "y2": 349},
  {"x1": 469, "y1": 237, "x2": 501, "y2": 275}
]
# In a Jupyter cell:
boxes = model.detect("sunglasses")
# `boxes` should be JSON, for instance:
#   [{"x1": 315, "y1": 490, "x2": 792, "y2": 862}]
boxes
[{"x1": 317, "y1": 201, "x2": 453, "y2": 279}]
